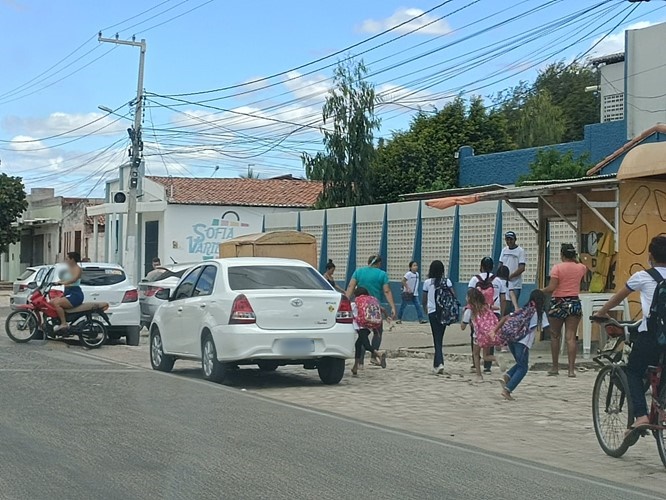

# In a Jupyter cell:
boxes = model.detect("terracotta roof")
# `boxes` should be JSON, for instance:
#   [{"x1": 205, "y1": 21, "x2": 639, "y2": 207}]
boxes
[{"x1": 148, "y1": 176, "x2": 322, "y2": 208}]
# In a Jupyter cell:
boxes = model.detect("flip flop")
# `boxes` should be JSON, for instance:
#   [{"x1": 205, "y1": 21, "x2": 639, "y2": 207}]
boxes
[
  {"x1": 380, "y1": 352, "x2": 387, "y2": 369},
  {"x1": 547, "y1": 371, "x2": 559, "y2": 376}
]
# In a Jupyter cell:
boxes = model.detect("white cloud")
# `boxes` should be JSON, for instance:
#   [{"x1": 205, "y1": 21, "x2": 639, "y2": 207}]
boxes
[
  {"x1": 1, "y1": 111, "x2": 128, "y2": 139},
  {"x1": 360, "y1": 8, "x2": 452, "y2": 36},
  {"x1": 8, "y1": 135, "x2": 47, "y2": 151},
  {"x1": 590, "y1": 21, "x2": 655, "y2": 58},
  {"x1": 283, "y1": 71, "x2": 331, "y2": 102}
]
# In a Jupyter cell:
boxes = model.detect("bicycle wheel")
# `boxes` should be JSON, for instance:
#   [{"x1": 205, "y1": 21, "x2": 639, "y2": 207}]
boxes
[
  {"x1": 5, "y1": 310, "x2": 39, "y2": 343},
  {"x1": 654, "y1": 382, "x2": 666, "y2": 469},
  {"x1": 78, "y1": 319, "x2": 107, "y2": 349},
  {"x1": 592, "y1": 365, "x2": 634, "y2": 457}
]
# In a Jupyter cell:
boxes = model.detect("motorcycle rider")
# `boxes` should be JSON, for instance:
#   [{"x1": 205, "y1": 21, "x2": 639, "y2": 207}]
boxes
[{"x1": 51, "y1": 252, "x2": 84, "y2": 332}]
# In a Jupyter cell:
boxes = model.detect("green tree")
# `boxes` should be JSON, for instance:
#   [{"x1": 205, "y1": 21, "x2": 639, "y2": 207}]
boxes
[
  {"x1": 371, "y1": 96, "x2": 513, "y2": 203},
  {"x1": 303, "y1": 59, "x2": 380, "y2": 208},
  {"x1": 534, "y1": 62, "x2": 599, "y2": 142},
  {"x1": 0, "y1": 174, "x2": 28, "y2": 254},
  {"x1": 517, "y1": 149, "x2": 592, "y2": 185},
  {"x1": 515, "y1": 91, "x2": 566, "y2": 148}
]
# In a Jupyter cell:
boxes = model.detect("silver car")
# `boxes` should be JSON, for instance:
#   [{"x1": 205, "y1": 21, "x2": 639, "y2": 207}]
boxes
[
  {"x1": 10, "y1": 265, "x2": 51, "y2": 308},
  {"x1": 138, "y1": 263, "x2": 196, "y2": 328}
]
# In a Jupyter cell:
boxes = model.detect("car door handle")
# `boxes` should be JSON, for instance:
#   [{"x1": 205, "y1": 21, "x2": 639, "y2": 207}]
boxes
[
  {"x1": 199, "y1": 304, "x2": 206, "y2": 309},
  {"x1": 177, "y1": 307, "x2": 183, "y2": 312}
]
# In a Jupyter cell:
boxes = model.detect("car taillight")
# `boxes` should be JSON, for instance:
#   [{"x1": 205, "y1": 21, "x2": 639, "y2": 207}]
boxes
[
  {"x1": 229, "y1": 294, "x2": 256, "y2": 324},
  {"x1": 144, "y1": 287, "x2": 164, "y2": 297},
  {"x1": 122, "y1": 289, "x2": 139, "y2": 303},
  {"x1": 336, "y1": 295, "x2": 354, "y2": 323}
]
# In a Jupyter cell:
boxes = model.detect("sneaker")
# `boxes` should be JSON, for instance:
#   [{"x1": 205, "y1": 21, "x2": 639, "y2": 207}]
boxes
[
  {"x1": 395, "y1": 320, "x2": 402, "y2": 324},
  {"x1": 419, "y1": 320, "x2": 428, "y2": 324},
  {"x1": 436, "y1": 364, "x2": 445, "y2": 375},
  {"x1": 483, "y1": 369, "x2": 492, "y2": 375}
]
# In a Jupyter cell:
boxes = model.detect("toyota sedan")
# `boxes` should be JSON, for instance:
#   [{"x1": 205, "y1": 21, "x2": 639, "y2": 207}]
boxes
[{"x1": 149, "y1": 258, "x2": 355, "y2": 384}]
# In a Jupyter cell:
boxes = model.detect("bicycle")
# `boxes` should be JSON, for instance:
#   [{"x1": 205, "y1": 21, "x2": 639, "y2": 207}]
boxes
[{"x1": 590, "y1": 315, "x2": 666, "y2": 468}]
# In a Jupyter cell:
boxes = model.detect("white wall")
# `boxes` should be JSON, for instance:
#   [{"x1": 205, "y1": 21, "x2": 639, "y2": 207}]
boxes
[
  {"x1": 600, "y1": 62, "x2": 625, "y2": 123},
  {"x1": 626, "y1": 22, "x2": 666, "y2": 138},
  {"x1": 162, "y1": 204, "x2": 294, "y2": 263}
]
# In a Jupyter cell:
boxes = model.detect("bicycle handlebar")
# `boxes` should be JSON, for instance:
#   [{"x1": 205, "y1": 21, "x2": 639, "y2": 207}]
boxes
[{"x1": 590, "y1": 315, "x2": 642, "y2": 328}]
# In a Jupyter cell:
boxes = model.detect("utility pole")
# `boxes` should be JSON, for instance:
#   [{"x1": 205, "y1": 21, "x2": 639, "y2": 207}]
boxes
[{"x1": 99, "y1": 33, "x2": 146, "y2": 285}]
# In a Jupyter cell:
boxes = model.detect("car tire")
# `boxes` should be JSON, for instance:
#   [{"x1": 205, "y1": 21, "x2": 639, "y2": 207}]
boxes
[
  {"x1": 201, "y1": 333, "x2": 227, "y2": 383},
  {"x1": 317, "y1": 357, "x2": 345, "y2": 385},
  {"x1": 150, "y1": 328, "x2": 175, "y2": 372},
  {"x1": 257, "y1": 360, "x2": 279, "y2": 372},
  {"x1": 125, "y1": 326, "x2": 141, "y2": 346}
]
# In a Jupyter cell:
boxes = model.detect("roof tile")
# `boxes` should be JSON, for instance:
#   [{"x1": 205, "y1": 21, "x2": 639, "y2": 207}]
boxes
[{"x1": 148, "y1": 176, "x2": 322, "y2": 208}]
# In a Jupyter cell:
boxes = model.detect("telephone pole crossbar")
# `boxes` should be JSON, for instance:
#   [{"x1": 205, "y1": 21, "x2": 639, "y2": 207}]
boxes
[{"x1": 98, "y1": 33, "x2": 146, "y2": 285}]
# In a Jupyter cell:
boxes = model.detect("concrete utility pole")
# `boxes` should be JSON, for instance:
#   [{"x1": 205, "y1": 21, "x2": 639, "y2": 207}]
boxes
[{"x1": 98, "y1": 33, "x2": 146, "y2": 284}]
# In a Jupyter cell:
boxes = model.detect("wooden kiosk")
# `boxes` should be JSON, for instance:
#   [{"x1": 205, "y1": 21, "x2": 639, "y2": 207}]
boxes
[
  {"x1": 426, "y1": 142, "x2": 666, "y2": 355},
  {"x1": 218, "y1": 230, "x2": 318, "y2": 267}
]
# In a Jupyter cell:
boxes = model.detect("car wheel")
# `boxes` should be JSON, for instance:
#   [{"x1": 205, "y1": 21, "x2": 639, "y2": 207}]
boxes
[
  {"x1": 317, "y1": 357, "x2": 345, "y2": 385},
  {"x1": 150, "y1": 328, "x2": 175, "y2": 372},
  {"x1": 125, "y1": 326, "x2": 141, "y2": 346},
  {"x1": 257, "y1": 360, "x2": 279, "y2": 372},
  {"x1": 201, "y1": 334, "x2": 227, "y2": 383}
]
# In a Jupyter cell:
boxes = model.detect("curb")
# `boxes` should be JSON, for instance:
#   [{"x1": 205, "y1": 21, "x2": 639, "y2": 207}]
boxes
[{"x1": 387, "y1": 348, "x2": 599, "y2": 371}]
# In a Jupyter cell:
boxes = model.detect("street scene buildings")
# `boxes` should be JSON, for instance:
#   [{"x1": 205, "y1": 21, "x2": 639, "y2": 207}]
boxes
[{"x1": 2, "y1": 3, "x2": 666, "y2": 499}]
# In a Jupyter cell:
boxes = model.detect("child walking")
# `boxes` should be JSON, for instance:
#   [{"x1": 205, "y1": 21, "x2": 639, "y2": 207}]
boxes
[
  {"x1": 461, "y1": 288, "x2": 498, "y2": 380},
  {"x1": 351, "y1": 287, "x2": 387, "y2": 376},
  {"x1": 497, "y1": 289, "x2": 549, "y2": 400}
]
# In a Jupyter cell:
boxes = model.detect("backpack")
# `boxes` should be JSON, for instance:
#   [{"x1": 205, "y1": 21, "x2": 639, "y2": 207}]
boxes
[
  {"x1": 472, "y1": 307, "x2": 499, "y2": 348},
  {"x1": 496, "y1": 302, "x2": 537, "y2": 345},
  {"x1": 646, "y1": 269, "x2": 666, "y2": 346},
  {"x1": 475, "y1": 274, "x2": 496, "y2": 306},
  {"x1": 355, "y1": 295, "x2": 383, "y2": 329},
  {"x1": 435, "y1": 278, "x2": 460, "y2": 326}
]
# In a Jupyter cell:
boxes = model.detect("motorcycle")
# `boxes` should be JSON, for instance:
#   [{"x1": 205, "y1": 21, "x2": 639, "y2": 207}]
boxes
[{"x1": 5, "y1": 282, "x2": 111, "y2": 348}]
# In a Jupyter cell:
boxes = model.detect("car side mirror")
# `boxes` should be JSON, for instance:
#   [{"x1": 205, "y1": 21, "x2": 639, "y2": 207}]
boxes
[
  {"x1": 155, "y1": 288, "x2": 170, "y2": 300},
  {"x1": 27, "y1": 282, "x2": 38, "y2": 290}
]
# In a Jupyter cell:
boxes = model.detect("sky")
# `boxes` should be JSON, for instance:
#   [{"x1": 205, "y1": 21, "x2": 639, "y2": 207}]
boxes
[{"x1": 1, "y1": 0, "x2": 665, "y2": 198}]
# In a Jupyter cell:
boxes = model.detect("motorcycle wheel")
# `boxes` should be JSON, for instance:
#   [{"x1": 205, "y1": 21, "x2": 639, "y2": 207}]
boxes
[
  {"x1": 78, "y1": 319, "x2": 107, "y2": 349},
  {"x1": 5, "y1": 310, "x2": 39, "y2": 343}
]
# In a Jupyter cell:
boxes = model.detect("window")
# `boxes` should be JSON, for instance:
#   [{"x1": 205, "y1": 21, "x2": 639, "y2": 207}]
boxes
[
  {"x1": 80, "y1": 267, "x2": 127, "y2": 286},
  {"x1": 173, "y1": 267, "x2": 203, "y2": 300},
  {"x1": 193, "y1": 266, "x2": 217, "y2": 297},
  {"x1": 227, "y1": 266, "x2": 329, "y2": 291},
  {"x1": 17, "y1": 269, "x2": 36, "y2": 281}
]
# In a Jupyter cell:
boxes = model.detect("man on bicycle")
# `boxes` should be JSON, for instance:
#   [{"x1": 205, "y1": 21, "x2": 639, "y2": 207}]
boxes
[{"x1": 596, "y1": 235, "x2": 666, "y2": 432}]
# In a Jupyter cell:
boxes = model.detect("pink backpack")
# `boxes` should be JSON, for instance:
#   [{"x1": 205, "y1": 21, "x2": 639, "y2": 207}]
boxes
[
  {"x1": 472, "y1": 306, "x2": 499, "y2": 348},
  {"x1": 475, "y1": 274, "x2": 496, "y2": 306},
  {"x1": 355, "y1": 295, "x2": 383, "y2": 329}
]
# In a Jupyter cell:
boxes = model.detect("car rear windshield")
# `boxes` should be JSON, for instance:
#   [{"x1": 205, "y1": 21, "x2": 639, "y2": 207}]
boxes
[
  {"x1": 227, "y1": 266, "x2": 331, "y2": 291},
  {"x1": 17, "y1": 269, "x2": 36, "y2": 281},
  {"x1": 81, "y1": 267, "x2": 127, "y2": 286}
]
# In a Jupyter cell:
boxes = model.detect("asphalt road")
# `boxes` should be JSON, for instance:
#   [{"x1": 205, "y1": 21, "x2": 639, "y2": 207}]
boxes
[{"x1": 0, "y1": 314, "x2": 661, "y2": 499}]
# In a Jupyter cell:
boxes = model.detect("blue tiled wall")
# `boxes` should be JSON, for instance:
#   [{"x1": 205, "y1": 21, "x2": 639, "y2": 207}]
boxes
[{"x1": 459, "y1": 120, "x2": 628, "y2": 187}]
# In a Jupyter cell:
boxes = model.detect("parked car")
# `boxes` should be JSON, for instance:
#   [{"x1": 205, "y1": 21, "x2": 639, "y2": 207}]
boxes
[
  {"x1": 149, "y1": 258, "x2": 355, "y2": 385},
  {"x1": 10, "y1": 265, "x2": 50, "y2": 308},
  {"x1": 139, "y1": 263, "x2": 197, "y2": 328},
  {"x1": 42, "y1": 262, "x2": 142, "y2": 345}
]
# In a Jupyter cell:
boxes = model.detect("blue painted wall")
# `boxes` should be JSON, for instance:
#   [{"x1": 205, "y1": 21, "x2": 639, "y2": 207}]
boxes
[{"x1": 459, "y1": 119, "x2": 628, "y2": 187}]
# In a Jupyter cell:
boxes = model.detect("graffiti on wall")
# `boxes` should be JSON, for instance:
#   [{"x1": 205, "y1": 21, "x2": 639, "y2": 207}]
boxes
[
  {"x1": 580, "y1": 230, "x2": 616, "y2": 292},
  {"x1": 186, "y1": 211, "x2": 250, "y2": 259}
]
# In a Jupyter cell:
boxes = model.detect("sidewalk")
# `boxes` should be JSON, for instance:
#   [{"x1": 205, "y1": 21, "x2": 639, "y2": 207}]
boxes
[{"x1": 382, "y1": 320, "x2": 599, "y2": 371}]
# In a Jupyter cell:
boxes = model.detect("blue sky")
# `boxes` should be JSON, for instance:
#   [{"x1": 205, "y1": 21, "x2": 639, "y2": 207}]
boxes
[{"x1": 1, "y1": 0, "x2": 665, "y2": 197}]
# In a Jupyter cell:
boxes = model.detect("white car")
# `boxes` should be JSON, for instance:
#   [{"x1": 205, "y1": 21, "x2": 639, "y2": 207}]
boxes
[
  {"x1": 44, "y1": 262, "x2": 142, "y2": 345},
  {"x1": 10, "y1": 265, "x2": 50, "y2": 308},
  {"x1": 149, "y1": 258, "x2": 355, "y2": 385}
]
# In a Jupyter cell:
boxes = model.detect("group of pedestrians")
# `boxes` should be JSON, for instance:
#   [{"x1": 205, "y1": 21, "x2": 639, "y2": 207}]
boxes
[{"x1": 327, "y1": 230, "x2": 605, "y2": 400}]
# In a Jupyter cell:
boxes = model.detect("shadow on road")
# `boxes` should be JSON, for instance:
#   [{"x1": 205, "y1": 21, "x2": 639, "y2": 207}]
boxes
[{"x1": 173, "y1": 366, "x2": 329, "y2": 389}]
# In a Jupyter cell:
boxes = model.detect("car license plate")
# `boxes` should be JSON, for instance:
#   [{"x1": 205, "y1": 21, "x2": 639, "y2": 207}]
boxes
[{"x1": 281, "y1": 338, "x2": 315, "y2": 354}]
